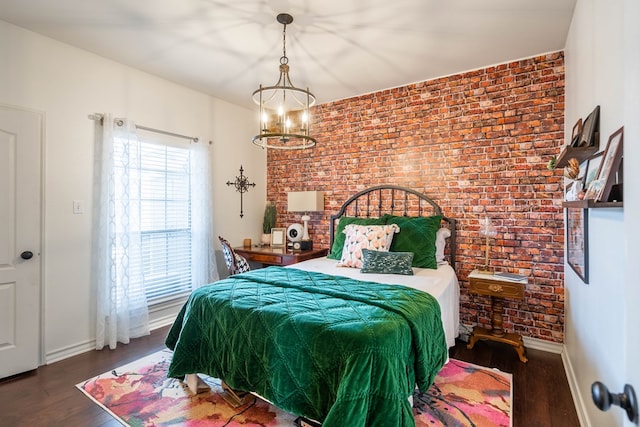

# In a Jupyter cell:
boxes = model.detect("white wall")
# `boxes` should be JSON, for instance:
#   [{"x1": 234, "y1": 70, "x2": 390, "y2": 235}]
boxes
[
  {"x1": 0, "y1": 20, "x2": 266, "y2": 362},
  {"x1": 564, "y1": 0, "x2": 639, "y2": 425},
  {"x1": 210, "y1": 97, "x2": 268, "y2": 274}
]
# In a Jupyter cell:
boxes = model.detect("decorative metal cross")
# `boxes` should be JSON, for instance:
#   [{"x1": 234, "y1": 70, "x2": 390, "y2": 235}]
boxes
[{"x1": 226, "y1": 165, "x2": 256, "y2": 218}]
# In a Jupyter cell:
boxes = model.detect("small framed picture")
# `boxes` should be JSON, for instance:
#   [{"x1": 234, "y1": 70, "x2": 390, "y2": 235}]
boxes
[
  {"x1": 570, "y1": 118, "x2": 583, "y2": 147},
  {"x1": 270, "y1": 228, "x2": 287, "y2": 247},
  {"x1": 593, "y1": 126, "x2": 624, "y2": 202},
  {"x1": 583, "y1": 152, "x2": 603, "y2": 190},
  {"x1": 584, "y1": 178, "x2": 606, "y2": 201},
  {"x1": 578, "y1": 105, "x2": 600, "y2": 147}
]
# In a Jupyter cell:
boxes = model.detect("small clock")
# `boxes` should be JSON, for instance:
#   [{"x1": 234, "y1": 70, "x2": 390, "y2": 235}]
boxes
[{"x1": 292, "y1": 240, "x2": 313, "y2": 251}]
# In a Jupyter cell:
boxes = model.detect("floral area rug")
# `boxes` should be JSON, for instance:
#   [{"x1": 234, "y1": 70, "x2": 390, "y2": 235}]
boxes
[{"x1": 76, "y1": 349, "x2": 511, "y2": 427}]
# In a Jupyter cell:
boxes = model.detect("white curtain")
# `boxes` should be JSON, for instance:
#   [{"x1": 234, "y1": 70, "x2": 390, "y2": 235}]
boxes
[
  {"x1": 92, "y1": 114, "x2": 150, "y2": 350},
  {"x1": 190, "y1": 141, "x2": 219, "y2": 289}
]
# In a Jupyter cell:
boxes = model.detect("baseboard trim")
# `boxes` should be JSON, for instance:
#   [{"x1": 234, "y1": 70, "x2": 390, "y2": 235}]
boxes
[
  {"x1": 46, "y1": 339, "x2": 95, "y2": 364},
  {"x1": 45, "y1": 316, "x2": 177, "y2": 365},
  {"x1": 522, "y1": 336, "x2": 563, "y2": 354},
  {"x1": 148, "y1": 313, "x2": 178, "y2": 331},
  {"x1": 562, "y1": 345, "x2": 591, "y2": 427}
]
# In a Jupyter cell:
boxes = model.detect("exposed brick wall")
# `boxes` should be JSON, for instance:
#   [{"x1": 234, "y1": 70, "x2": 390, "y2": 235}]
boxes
[{"x1": 267, "y1": 52, "x2": 565, "y2": 343}]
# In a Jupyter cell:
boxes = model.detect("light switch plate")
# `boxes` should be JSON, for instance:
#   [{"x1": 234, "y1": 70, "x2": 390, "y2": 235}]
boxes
[{"x1": 73, "y1": 199, "x2": 84, "y2": 214}]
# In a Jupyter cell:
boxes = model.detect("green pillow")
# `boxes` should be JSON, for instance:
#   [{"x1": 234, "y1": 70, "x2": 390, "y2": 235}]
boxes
[
  {"x1": 327, "y1": 216, "x2": 387, "y2": 260},
  {"x1": 360, "y1": 249, "x2": 414, "y2": 275},
  {"x1": 385, "y1": 215, "x2": 442, "y2": 269}
]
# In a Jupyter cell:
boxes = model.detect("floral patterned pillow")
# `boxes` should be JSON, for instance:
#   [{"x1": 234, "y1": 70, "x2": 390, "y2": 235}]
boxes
[{"x1": 337, "y1": 224, "x2": 400, "y2": 268}]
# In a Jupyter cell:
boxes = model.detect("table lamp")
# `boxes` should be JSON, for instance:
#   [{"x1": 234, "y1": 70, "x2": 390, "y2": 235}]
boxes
[{"x1": 478, "y1": 209, "x2": 497, "y2": 274}]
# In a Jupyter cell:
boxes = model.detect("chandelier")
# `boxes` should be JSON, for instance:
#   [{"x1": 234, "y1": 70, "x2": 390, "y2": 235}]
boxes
[{"x1": 252, "y1": 13, "x2": 316, "y2": 149}]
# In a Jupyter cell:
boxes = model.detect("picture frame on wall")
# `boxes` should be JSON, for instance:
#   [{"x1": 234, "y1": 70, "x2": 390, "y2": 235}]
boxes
[
  {"x1": 593, "y1": 126, "x2": 624, "y2": 202},
  {"x1": 566, "y1": 208, "x2": 589, "y2": 283},
  {"x1": 583, "y1": 152, "x2": 603, "y2": 190},
  {"x1": 584, "y1": 178, "x2": 605, "y2": 200},
  {"x1": 577, "y1": 105, "x2": 600, "y2": 147},
  {"x1": 570, "y1": 118, "x2": 583, "y2": 147}
]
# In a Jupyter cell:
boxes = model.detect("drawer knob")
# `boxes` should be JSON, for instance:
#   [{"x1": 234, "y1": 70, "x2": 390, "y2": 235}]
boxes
[{"x1": 488, "y1": 284, "x2": 503, "y2": 293}]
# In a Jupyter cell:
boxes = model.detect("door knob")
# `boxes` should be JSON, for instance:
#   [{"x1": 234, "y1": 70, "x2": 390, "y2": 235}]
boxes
[
  {"x1": 20, "y1": 251, "x2": 33, "y2": 260},
  {"x1": 592, "y1": 381, "x2": 638, "y2": 423}
]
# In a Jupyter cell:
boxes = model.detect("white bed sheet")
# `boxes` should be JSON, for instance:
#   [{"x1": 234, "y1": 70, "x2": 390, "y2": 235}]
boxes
[{"x1": 287, "y1": 257, "x2": 460, "y2": 348}]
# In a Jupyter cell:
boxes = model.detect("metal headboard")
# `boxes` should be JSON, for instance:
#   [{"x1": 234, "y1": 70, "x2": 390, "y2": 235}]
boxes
[{"x1": 329, "y1": 185, "x2": 457, "y2": 270}]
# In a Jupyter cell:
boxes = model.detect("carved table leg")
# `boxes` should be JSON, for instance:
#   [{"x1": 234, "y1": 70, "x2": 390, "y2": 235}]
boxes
[
  {"x1": 467, "y1": 331, "x2": 480, "y2": 349},
  {"x1": 490, "y1": 296, "x2": 505, "y2": 337},
  {"x1": 513, "y1": 337, "x2": 529, "y2": 363}
]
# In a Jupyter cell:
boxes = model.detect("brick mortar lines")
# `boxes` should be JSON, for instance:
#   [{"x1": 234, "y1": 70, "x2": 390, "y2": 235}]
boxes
[{"x1": 267, "y1": 52, "x2": 566, "y2": 343}]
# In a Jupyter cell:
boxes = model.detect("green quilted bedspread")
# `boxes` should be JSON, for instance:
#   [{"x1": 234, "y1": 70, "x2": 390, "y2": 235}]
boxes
[{"x1": 165, "y1": 266, "x2": 447, "y2": 427}]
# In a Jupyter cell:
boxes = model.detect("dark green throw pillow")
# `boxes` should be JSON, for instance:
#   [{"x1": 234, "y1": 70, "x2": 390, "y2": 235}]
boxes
[
  {"x1": 385, "y1": 215, "x2": 442, "y2": 269},
  {"x1": 360, "y1": 249, "x2": 414, "y2": 275},
  {"x1": 327, "y1": 216, "x2": 387, "y2": 260}
]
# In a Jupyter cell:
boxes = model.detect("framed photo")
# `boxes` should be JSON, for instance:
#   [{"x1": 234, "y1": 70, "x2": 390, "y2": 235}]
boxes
[
  {"x1": 584, "y1": 178, "x2": 606, "y2": 201},
  {"x1": 578, "y1": 158, "x2": 588, "y2": 182},
  {"x1": 583, "y1": 152, "x2": 603, "y2": 190},
  {"x1": 593, "y1": 126, "x2": 624, "y2": 202},
  {"x1": 566, "y1": 208, "x2": 589, "y2": 284},
  {"x1": 270, "y1": 228, "x2": 286, "y2": 247},
  {"x1": 570, "y1": 118, "x2": 583, "y2": 147},
  {"x1": 578, "y1": 105, "x2": 600, "y2": 147}
]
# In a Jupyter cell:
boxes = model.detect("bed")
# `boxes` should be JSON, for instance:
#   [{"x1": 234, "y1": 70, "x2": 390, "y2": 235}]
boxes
[
  {"x1": 165, "y1": 185, "x2": 459, "y2": 427},
  {"x1": 288, "y1": 257, "x2": 459, "y2": 348}
]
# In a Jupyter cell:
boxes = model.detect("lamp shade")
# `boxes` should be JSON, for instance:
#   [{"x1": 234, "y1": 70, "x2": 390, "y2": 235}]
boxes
[
  {"x1": 287, "y1": 191, "x2": 324, "y2": 212},
  {"x1": 479, "y1": 214, "x2": 497, "y2": 238}
]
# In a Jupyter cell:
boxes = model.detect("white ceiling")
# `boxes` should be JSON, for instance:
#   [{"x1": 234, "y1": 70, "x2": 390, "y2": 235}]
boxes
[{"x1": 0, "y1": 0, "x2": 576, "y2": 109}]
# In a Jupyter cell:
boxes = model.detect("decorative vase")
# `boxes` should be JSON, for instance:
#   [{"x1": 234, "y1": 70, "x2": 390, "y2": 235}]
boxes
[
  {"x1": 261, "y1": 233, "x2": 271, "y2": 246},
  {"x1": 566, "y1": 180, "x2": 583, "y2": 201}
]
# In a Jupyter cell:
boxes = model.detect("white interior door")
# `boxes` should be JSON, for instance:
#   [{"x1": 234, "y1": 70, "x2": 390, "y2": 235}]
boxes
[
  {"x1": 624, "y1": 2, "x2": 640, "y2": 424},
  {"x1": 0, "y1": 105, "x2": 42, "y2": 379}
]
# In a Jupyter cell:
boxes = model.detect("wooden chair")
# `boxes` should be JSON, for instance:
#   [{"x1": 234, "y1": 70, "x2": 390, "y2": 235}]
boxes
[{"x1": 218, "y1": 236, "x2": 251, "y2": 276}]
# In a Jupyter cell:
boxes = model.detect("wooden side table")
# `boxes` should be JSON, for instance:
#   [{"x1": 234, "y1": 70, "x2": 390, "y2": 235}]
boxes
[
  {"x1": 234, "y1": 246, "x2": 328, "y2": 267},
  {"x1": 466, "y1": 270, "x2": 528, "y2": 363}
]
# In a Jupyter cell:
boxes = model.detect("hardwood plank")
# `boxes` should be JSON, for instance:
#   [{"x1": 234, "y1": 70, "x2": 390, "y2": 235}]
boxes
[
  {"x1": 450, "y1": 339, "x2": 580, "y2": 427},
  {"x1": 1, "y1": 326, "x2": 580, "y2": 426},
  {"x1": 0, "y1": 328, "x2": 169, "y2": 427}
]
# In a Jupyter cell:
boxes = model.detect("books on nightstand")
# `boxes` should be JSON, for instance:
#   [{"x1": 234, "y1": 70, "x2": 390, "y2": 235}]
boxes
[{"x1": 493, "y1": 272, "x2": 528, "y2": 282}]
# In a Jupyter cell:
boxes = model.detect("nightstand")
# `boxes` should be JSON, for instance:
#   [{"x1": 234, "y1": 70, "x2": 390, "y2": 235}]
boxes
[
  {"x1": 466, "y1": 270, "x2": 528, "y2": 363},
  {"x1": 233, "y1": 246, "x2": 328, "y2": 267}
]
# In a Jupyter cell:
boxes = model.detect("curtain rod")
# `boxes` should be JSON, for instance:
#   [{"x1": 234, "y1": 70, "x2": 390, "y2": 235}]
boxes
[{"x1": 88, "y1": 114, "x2": 199, "y2": 143}]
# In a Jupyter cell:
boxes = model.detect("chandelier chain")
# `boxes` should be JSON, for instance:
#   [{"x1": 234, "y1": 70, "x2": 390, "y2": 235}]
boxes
[{"x1": 280, "y1": 22, "x2": 288, "y2": 65}]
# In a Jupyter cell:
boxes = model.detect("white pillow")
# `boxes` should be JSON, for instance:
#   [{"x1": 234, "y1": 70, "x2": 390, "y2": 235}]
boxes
[
  {"x1": 337, "y1": 224, "x2": 400, "y2": 268},
  {"x1": 436, "y1": 227, "x2": 451, "y2": 265}
]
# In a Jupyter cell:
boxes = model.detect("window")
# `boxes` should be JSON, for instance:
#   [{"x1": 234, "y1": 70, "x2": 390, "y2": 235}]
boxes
[
  {"x1": 138, "y1": 141, "x2": 193, "y2": 304},
  {"x1": 94, "y1": 114, "x2": 215, "y2": 350}
]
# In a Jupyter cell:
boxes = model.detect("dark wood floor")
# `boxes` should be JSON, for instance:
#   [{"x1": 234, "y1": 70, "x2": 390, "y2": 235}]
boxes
[
  {"x1": 0, "y1": 326, "x2": 579, "y2": 427},
  {"x1": 449, "y1": 338, "x2": 580, "y2": 427}
]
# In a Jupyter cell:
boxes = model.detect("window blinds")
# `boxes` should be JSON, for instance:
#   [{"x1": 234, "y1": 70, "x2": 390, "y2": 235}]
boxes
[{"x1": 139, "y1": 141, "x2": 192, "y2": 304}]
